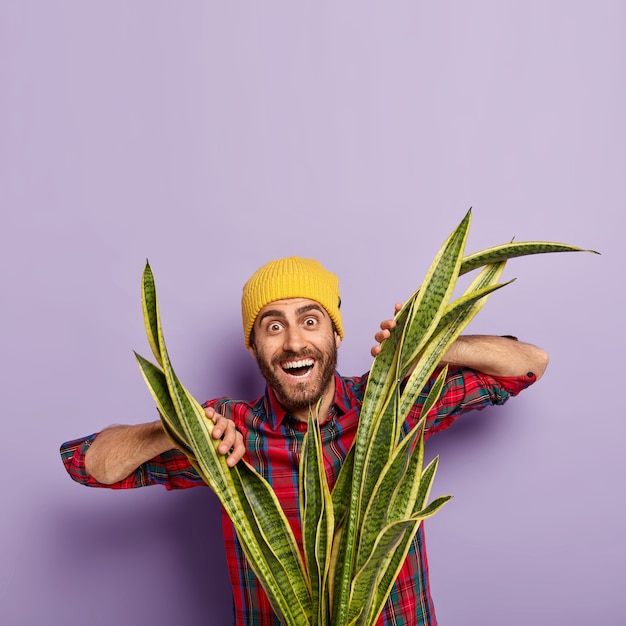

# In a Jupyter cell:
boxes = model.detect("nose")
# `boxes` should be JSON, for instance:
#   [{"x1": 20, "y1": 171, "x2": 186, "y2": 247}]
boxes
[{"x1": 283, "y1": 326, "x2": 308, "y2": 353}]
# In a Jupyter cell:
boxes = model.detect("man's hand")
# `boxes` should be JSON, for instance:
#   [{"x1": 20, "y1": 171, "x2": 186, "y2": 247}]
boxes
[
  {"x1": 205, "y1": 407, "x2": 246, "y2": 467},
  {"x1": 370, "y1": 302, "x2": 549, "y2": 381},
  {"x1": 371, "y1": 303, "x2": 403, "y2": 357},
  {"x1": 85, "y1": 410, "x2": 246, "y2": 484}
]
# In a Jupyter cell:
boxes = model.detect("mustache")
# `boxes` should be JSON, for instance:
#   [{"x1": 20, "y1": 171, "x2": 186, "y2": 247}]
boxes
[{"x1": 271, "y1": 349, "x2": 321, "y2": 365}]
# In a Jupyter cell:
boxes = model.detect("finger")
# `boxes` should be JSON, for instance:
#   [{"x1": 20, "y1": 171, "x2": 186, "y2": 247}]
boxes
[
  {"x1": 375, "y1": 329, "x2": 391, "y2": 342},
  {"x1": 226, "y1": 432, "x2": 246, "y2": 467},
  {"x1": 203, "y1": 407, "x2": 244, "y2": 467},
  {"x1": 210, "y1": 415, "x2": 229, "y2": 439},
  {"x1": 217, "y1": 422, "x2": 237, "y2": 454},
  {"x1": 394, "y1": 302, "x2": 403, "y2": 314},
  {"x1": 379, "y1": 319, "x2": 396, "y2": 331}
]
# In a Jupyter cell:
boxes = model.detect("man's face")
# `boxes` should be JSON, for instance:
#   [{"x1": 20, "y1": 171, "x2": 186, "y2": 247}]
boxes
[{"x1": 248, "y1": 298, "x2": 341, "y2": 418}]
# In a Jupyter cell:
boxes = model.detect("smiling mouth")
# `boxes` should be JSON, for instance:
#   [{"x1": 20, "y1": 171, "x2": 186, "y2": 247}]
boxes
[{"x1": 281, "y1": 358, "x2": 315, "y2": 378}]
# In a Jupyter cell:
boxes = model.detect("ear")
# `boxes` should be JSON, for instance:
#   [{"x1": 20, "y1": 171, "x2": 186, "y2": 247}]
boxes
[
  {"x1": 334, "y1": 331, "x2": 342, "y2": 350},
  {"x1": 247, "y1": 345, "x2": 257, "y2": 359}
]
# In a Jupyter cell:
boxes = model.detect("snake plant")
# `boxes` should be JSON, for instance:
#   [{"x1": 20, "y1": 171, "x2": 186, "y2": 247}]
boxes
[{"x1": 135, "y1": 209, "x2": 594, "y2": 625}]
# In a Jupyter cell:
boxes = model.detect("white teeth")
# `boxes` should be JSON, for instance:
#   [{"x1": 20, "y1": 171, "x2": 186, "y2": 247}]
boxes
[{"x1": 283, "y1": 359, "x2": 314, "y2": 370}]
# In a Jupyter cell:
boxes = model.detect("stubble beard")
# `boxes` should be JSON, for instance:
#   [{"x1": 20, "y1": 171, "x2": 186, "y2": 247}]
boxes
[{"x1": 255, "y1": 337, "x2": 338, "y2": 413}]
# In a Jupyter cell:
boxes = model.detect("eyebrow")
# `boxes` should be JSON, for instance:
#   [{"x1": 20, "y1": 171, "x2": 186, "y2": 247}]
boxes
[
  {"x1": 258, "y1": 309, "x2": 286, "y2": 323},
  {"x1": 296, "y1": 303, "x2": 326, "y2": 316},
  {"x1": 257, "y1": 303, "x2": 326, "y2": 324}
]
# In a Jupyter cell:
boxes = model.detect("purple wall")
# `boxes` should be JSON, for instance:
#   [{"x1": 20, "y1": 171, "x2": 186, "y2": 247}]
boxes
[{"x1": 2, "y1": 2, "x2": 623, "y2": 624}]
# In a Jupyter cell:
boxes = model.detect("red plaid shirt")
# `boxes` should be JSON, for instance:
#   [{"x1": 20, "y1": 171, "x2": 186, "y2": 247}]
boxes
[{"x1": 61, "y1": 368, "x2": 535, "y2": 625}]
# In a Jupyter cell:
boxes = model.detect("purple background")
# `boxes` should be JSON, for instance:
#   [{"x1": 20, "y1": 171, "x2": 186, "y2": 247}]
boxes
[{"x1": 2, "y1": 2, "x2": 624, "y2": 625}]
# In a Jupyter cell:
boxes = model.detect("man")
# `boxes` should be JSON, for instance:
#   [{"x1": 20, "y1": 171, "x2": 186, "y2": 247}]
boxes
[{"x1": 61, "y1": 256, "x2": 548, "y2": 625}]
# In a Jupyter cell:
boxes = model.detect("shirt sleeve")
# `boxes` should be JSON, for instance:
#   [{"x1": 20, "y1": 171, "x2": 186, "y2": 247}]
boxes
[
  {"x1": 59, "y1": 433, "x2": 206, "y2": 490},
  {"x1": 406, "y1": 367, "x2": 537, "y2": 440}
]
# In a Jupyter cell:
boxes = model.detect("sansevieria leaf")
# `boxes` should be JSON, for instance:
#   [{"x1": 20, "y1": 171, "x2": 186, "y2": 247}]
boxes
[
  {"x1": 300, "y1": 404, "x2": 335, "y2": 625},
  {"x1": 136, "y1": 262, "x2": 312, "y2": 625}
]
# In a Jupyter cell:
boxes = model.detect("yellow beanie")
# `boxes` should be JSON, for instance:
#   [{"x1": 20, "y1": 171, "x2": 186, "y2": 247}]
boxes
[{"x1": 242, "y1": 257, "x2": 343, "y2": 348}]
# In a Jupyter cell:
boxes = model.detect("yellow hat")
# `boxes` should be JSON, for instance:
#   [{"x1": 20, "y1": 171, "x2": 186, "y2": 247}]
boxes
[{"x1": 242, "y1": 257, "x2": 343, "y2": 348}]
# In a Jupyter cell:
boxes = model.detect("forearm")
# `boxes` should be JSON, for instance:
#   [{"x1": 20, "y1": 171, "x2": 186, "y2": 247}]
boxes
[
  {"x1": 85, "y1": 421, "x2": 176, "y2": 485},
  {"x1": 441, "y1": 335, "x2": 549, "y2": 380}
]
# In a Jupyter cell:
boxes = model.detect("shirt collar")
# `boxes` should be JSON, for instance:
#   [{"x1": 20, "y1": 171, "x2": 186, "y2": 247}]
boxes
[{"x1": 264, "y1": 372, "x2": 353, "y2": 430}]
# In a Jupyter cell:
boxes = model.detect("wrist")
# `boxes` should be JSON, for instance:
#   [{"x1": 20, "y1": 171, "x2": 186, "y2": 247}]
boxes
[{"x1": 146, "y1": 421, "x2": 177, "y2": 454}]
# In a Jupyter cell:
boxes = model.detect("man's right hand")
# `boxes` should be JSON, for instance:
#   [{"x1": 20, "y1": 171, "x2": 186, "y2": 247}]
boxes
[
  {"x1": 371, "y1": 303, "x2": 403, "y2": 358},
  {"x1": 204, "y1": 407, "x2": 246, "y2": 467},
  {"x1": 85, "y1": 410, "x2": 246, "y2": 484}
]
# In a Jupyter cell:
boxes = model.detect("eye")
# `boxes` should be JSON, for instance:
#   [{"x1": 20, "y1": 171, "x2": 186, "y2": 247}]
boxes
[
  {"x1": 303, "y1": 316, "x2": 319, "y2": 328},
  {"x1": 267, "y1": 321, "x2": 284, "y2": 333}
]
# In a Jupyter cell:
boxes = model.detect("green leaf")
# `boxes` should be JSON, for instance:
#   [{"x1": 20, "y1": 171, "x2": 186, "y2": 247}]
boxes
[
  {"x1": 134, "y1": 352, "x2": 186, "y2": 444},
  {"x1": 460, "y1": 241, "x2": 598, "y2": 276},
  {"x1": 347, "y1": 518, "x2": 420, "y2": 626},
  {"x1": 393, "y1": 211, "x2": 472, "y2": 374},
  {"x1": 355, "y1": 423, "x2": 423, "y2": 572},
  {"x1": 399, "y1": 260, "x2": 508, "y2": 378},
  {"x1": 368, "y1": 496, "x2": 451, "y2": 625},
  {"x1": 140, "y1": 260, "x2": 162, "y2": 366},
  {"x1": 138, "y1": 264, "x2": 312, "y2": 624},
  {"x1": 414, "y1": 457, "x2": 440, "y2": 513},
  {"x1": 301, "y1": 405, "x2": 335, "y2": 624},
  {"x1": 395, "y1": 262, "x2": 510, "y2": 427},
  {"x1": 331, "y1": 446, "x2": 354, "y2": 526}
]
